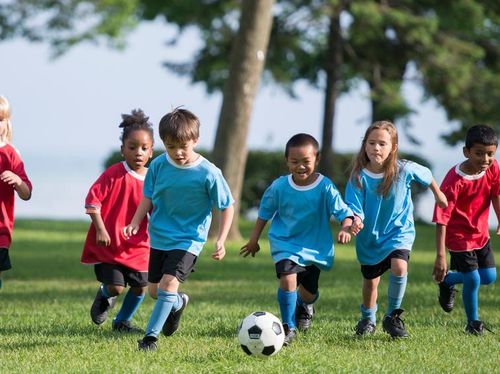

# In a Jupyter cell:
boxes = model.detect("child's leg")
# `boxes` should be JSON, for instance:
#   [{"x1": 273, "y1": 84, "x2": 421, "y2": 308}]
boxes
[
  {"x1": 114, "y1": 286, "x2": 146, "y2": 323},
  {"x1": 478, "y1": 267, "x2": 496, "y2": 285},
  {"x1": 361, "y1": 276, "x2": 380, "y2": 323},
  {"x1": 385, "y1": 258, "x2": 408, "y2": 317},
  {"x1": 278, "y1": 273, "x2": 298, "y2": 329},
  {"x1": 462, "y1": 270, "x2": 480, "y2": 322}
]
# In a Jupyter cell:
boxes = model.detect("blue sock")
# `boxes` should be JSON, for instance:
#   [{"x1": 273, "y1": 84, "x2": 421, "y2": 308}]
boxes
[
  {"x1": 443, "y1": 271, "x2": 463, "y2": 287},
  {"x1": 479, "y1": 267, "x2": 496, "y2": 285},
  {"x1": 100, "y1": 284, "x2": 112, "y2": 298},
  {"x1": 114, "y1": 289, "x2": 145, "y2": 322},
  {"x1": 463, "y1": 270, "x2": 480, "y2": 322},
  {"x1": 145, "y1": 289, "x2": 178, "y2": 337},
  {"x1": 360, "y1": 304, "x2": 377, "y2": 324},
  {"x1": 386, "y1": 273, "x2": 407, "y2": 317},
  {"x1": 277, "y1": 288, "x2": 297, "y2": 329}
]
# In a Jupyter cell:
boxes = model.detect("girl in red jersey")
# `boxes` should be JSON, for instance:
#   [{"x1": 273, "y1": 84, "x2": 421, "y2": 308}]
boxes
[
  {"x1": 81, "y1": 109, "x2": 153, "y2": 332},
  {"x1": 0, "y1": 96, "x2": 32, "y2": 290}
]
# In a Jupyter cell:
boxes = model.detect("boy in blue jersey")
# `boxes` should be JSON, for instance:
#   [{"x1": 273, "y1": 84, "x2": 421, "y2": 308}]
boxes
[
  {"x1": 124, "y1": 108, "x2": 234, "y2": 351},
  {"x1": 240, "y1": 133, "x2": 360, "y2": 346}
]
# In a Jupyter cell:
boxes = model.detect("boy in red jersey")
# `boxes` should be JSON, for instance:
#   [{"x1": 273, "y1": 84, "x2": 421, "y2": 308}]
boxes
[
  {"x1": 0, "y1": 95, "x2": 32, "y2": 290},
  {"x1": 81, "y1": 109, "x2": 153, "y2": 332},
  {"x1": 433, "y1": 124, "x2": 499, "y2": 335}
]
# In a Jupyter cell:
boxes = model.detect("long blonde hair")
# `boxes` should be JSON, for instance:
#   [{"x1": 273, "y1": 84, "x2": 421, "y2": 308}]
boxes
[
  {"x1": 0, "y1": 96, "x2": 13, "y2": 143},
  {"x1": 350, "y1": 120, "x2": 399, "y2": 197}
]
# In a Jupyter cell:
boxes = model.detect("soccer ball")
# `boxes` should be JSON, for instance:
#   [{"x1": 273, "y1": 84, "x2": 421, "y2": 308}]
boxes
[{"x1": 237, "y1": 311, "x2": 285, "y2": 357}]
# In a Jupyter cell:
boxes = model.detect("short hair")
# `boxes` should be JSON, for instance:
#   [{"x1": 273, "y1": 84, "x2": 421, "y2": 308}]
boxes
[
  {"x1": 158, "y1": 107, "x2": 200, "y2": 143},
  {"x1": 285, "y1": 133, "x2": 320, "y2": 158},
  {"x1": 119, "y1": 108, "x2": 154, "y2": 145},
  {"x1": 465, "y1": 125, "x2": 498, "y2": 148}
]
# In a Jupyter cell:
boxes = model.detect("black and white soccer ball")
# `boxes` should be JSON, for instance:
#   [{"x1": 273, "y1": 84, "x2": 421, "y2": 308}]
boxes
[{"x1": 237, "y1": 311, "x2": 285, "y2": 357}]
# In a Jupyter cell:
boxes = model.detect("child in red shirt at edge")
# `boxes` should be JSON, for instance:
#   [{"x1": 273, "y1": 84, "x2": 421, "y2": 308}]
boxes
[
  {"x1": 0, "y1": 95, "x2": 32, "y2": 290},
  {"x1": 433, "y1": 124, "x2": 499, "y2": 335},
  {"x1": 81, "y1": 109, "x2": 154, "y2": 332}
]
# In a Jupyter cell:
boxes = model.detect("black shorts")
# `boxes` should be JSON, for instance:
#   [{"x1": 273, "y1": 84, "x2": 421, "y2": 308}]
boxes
[
  {"x1": 450, "y1": 240, "x2": 496, "y2": 273},
  {"x1": 148, "y1": 248, "x2": 197, "y2": 283},
  {"x1": 94, "y1": 263, "x2": 148, "y2": 288},
  {"x1": 361, "y1": 249, "x2": 410, "y2": 280},
  {"x1": 275, "y1": 259, "x2": 321, "y2": 295},
  {"x1": 0, "y1": 248, "x2": 12, "y2": 271}
]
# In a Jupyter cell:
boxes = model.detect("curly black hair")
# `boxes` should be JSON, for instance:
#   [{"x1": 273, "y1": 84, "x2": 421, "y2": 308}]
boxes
[{"x1": 119, "y1": 109, "x2": 154, "y2": 144}]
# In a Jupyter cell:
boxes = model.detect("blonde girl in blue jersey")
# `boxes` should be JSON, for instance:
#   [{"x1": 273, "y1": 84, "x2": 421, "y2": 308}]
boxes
[{"x1": 345, "y1": 121, "x2": 447, "y2": 338}]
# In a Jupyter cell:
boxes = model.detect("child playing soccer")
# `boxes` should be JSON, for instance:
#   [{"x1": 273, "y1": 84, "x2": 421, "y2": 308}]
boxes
[
  {"x1": 345, "y1": 120, "x2": 447, "y2": 338},
  {"x1": 123, "y1": 107, "x2": 234, "y2": 351},
  {"x1": 240, "y1": 133, "x2": 360, "y2": 346},
  {"x1": 0, "y1": 95, "x2": 32, "y2": 290},
  {"x1": 433, "y1": 124, "x2": 499, "y2": 335},
  {"x1": 81, "y1": 109, "x2": 154, "y2": 332}
]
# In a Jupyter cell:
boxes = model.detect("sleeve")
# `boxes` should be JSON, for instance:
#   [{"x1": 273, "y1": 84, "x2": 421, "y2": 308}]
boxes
[
  {"x1": 406, "y1": 161, "x2": 433, "y2": 187},
  {"x1": 432, "y1": 172, "x2": 457, "y2": 225},
  {"x1": 85, "y1": 169, "x2": 114, "y2": 214},
  {"x1": 345, "y1": 178, "x2": 365, "y2": 221},
  {"x1": 490, "y1": 160, "x2": 500, "y2": 196},
  {"x1": 326, "y1": 182, "x2": 354, "y2": 222},
  {"x1": 143, "y1": 161, "x2": 156, "y2": 199},
  {"x1": 258, "y1": 182, "x2": 277, "y2": 221},
  {"x1": 11, "y1": 149, "x2": 32, "y2": 192},
  {"x1": 207, "y1": 168, "x2": 234, "y2": 210}
]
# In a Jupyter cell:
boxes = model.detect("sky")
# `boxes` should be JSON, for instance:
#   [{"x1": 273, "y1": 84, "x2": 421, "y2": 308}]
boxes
[{"x1": 2, "y1": 18, "x2": 494, "y2": 225}]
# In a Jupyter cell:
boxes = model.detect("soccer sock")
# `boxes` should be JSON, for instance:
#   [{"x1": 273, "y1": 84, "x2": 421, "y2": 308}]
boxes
[
  {"x1": 463, "y1": 270, "x2": 480, "y2": 322},
  {"x1": 145, "y1": 289, "x2": 178, "y2": 337},
  {"x1": 360, "y1": 304, "x2": 377, "y2": 324},
  {"x1": 478, "y1": 267, "x2": 497, "y2": 285},
  {"x1": 443, "y1": 271, "x2": 463, "y2": 287},
  {"x1": 386, "y1": 273, "x2": 407, "y2": 316},
  {"x1": 171, "y1": 293, "x2": 182, "y2": 312},
  {"x1": 114, "y1": 289, "x2": 145, "y2": 322},
  {"x1": 277, "y1": 288, "x2": 297, "y2": 329}
]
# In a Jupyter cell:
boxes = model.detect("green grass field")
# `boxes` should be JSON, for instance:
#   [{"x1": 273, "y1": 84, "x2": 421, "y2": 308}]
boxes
[{"x1": 0, "y1": 219, "x2": 498, "y2": 373}]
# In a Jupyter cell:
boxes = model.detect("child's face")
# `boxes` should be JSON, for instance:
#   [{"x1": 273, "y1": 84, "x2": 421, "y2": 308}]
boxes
[
  {"x1": 164, "y1": 138, "x2": 199, "y2": 166},
  {"x1": 463, "y1": 143, "x2": 497, "y2": 174},
  {"x1": 365, "y1": 128, "x2": 396, "y2": 170},
  {"x1": 286, "y1": 144, "x2": 319, "y2": 186},
  {"x1": 121, "y1": 129, "x2": 154, "y2": 172}
]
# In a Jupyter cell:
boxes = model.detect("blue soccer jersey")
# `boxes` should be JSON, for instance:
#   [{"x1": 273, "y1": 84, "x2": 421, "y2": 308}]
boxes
[
  {"x1": 345, "y1": 160, "x2": 433, "y2": 265},
  {"x1": 144, "y1": 153, "x2": 234, "y2": 256},
  {"x1": 258, "y1": 174, "x2": 354, "y2": 270}
]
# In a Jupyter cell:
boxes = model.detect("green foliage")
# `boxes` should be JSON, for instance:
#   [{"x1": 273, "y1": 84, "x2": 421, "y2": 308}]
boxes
[{"x1": 1, "y1": 219, "x2": 499, "y2": 372}]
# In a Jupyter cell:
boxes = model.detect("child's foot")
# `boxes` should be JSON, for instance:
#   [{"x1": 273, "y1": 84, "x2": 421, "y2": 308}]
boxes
[
  {"x1": 112, "y1": 320, "x2": 144, "y2": 333},
  {"x1": 355, "y1": 318, "x2": 376, "y2": 336},
  {"x1": 464, "y1": 320, "x2": 493, "y2": 335},
  {"x1": 137, "y1": 336, "x2": 158, "y2": 351},
  {"x1": 295, "y1": 303, "x2": 314, "y2": 332},
  {"x1": 283, "y1": 323, "x2": 297, "y2": 346},
  {"x1": 90, "y1": 289, "x2": 117, "y2": 325},
  {"x1": 382, "y1": 309, "x2": 409, "y2": 338},
  {"x1": 162, "y1": 292, "x2": 189, "y2": 336},
  {"x1": 438, "y1": 282, "x2": 456, "y2": 313}
]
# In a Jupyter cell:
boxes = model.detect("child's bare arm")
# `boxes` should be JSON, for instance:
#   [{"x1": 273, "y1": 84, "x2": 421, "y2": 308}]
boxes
[
  {"x1": 493, "y1": 194, "x2": 500, "y2": 235},
  {"x1": 89, "y1": 212, "x2": 111, "y2": 246},
  {"x1": 212, "y1": 205, "x2": 235, "y2": 261},
  {"x1": 0, "y1": 170, "x2": 31, "y2": 200},
  {"x1": 123, "y1": 197, "x2": 152, "y2": 238},
  {"x1": 337, "y1": 217, "x2": 353, "y2": 244},
  {"x1": 240, "y1": 218, "x2": 268, "y2": 257},
  {"x1": 429, "y1": 179, "x2": 447, "y2": 208},
  {"x1": 433, "y1": 224, "x2": 448, "y2": 283}
]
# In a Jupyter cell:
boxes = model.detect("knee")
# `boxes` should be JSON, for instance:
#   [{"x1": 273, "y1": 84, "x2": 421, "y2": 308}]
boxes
[
  {"x1": 479, "y1": 267, "x2": 497, "y2": 285},
  {"x1": 107, "y1": 285, "x2": 125, "y2": 295},
  {"x1": 131, "y1": 286, "x2": 147, "y2": 296}
]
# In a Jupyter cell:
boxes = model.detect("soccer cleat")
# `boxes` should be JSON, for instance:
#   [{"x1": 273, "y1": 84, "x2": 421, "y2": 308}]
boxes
[
  {"x1": 355, "y1": 318, "x2": 376, "y2": 336},
  {"x1": 283, "y1": 323, "x2": 297, "y2": 346},
  {"x1": 162, "y1": 292, "x2": 189, "y2": 336},
  {"x1": 382, "y1": 309, "x2": 409, "y2": 338},
  {"x1": 137, "y1": 336, "x2": 158, "y2": 351},
  {"x1": 438, "y1": 282, "x2": 456, "y2": 313},
  {"x1": 90, "y1": 288, "x2": 117, "y2": 325},
  {"x1": 464, "y1": 320, "x2": 493, "y2": 336},
  {"x1": 295, "y1": 303, "x2": 314, "y2": 332},
  {"x1": 112, "y1": 320, "x2": 144, "y2": 333}
]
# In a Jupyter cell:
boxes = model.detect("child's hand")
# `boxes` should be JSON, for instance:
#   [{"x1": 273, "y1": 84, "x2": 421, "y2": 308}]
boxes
[
  {"x1": 435, "y1": 191, "x2": 448, "y2": 208},
  {"x1": 350, "y1": 217, "x2": 364, "y2": 235},
  {"x1": 96, "y1": 228, "x2": 111, "y2": 246},
  {"x1": 432, "y1": 256, "x2": 447, "y2": 283},
  {"x1": 0, "y1": 170, "x2": 22, "y2": 187},
  {"x1": 240, "y1": 241, "x2": 260, "y2": 257},
  {"x1": 122, "y1": 224, "x2": 139, "y2": 239},
  {"x1": 212, "y1": 241, "x2": 226, "y2": 261},
  {"x1": 337, "y1": 228, "x2": 352, "y2": 244}
]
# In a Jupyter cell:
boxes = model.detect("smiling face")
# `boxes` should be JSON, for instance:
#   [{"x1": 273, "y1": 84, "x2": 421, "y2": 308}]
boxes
[
  {"x1": 286, "y1": 144, "x2": 319, "y2": 186},
  {"x1": 462, "y1": 143, "x2": 497, "y2": 174},
  {"x1": 364, "y1": 128, "x2": 396, "y2": 172},
  {"x1": 121, "y1": 129, "x2": 154, "y2": 174},
  {"x1": 164, "y1": 137, "x2": 199, "y2": 166}
]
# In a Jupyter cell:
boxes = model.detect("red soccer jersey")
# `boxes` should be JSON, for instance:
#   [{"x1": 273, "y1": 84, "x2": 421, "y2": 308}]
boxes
[
  {"x1": 0, "y1": 144, "x2": 32, "y2": 248},
  {"x1": 81, "y1": 162, "x2": 150, "y2": 272},
  {"x1": 433, "y1": 159, "x2": 500, "y2": 252}
]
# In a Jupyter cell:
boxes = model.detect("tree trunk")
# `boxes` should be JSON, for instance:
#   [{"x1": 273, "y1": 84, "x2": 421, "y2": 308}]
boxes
[
  {"x1": 318, "y1": 3, "x2": 344, "y2": 179},
  {"x1": 211, "y1": 0, "x2": 275, "y2": 240}
]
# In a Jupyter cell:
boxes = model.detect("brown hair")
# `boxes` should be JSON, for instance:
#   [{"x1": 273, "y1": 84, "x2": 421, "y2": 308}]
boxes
[
  {"x1": 158, "y1": 107, "x2": 200, "y2": 143},
  {"x1": 350, "y1": 120, "x2": 399, "y2": 197}
]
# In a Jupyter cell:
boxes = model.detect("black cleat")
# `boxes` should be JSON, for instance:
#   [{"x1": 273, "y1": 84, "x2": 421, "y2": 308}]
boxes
[
  {"x1": 90, "y1": 288, "x2": 116, "y2": 325},
  {"x1": 112, "y1": 320, "x2": 144, "y2": 333},
  {"x1": 138, "y1": 336, "x2": 158, "y2": 351},
  {"x1": 438, "y1": 282, "x2": 456, "y2": 313},
  {"x1": 464, "y1": 320, "x2": 493, "y2": 336},
  {"x1": 355, "y1": 318, "x2": 376, "y2": 336},
  {"x1": 283, "y1": 323, "x2": 297, "y2": 346},
  {"x1": 162, "y1": 292, "x2": 189, "y2": 336},
  {"x1": 295, "y1": 303, "x2": 314, "y2": 332},
  {"x1": 382, "y1": 309, "x2": 409, "y2": 338}
]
